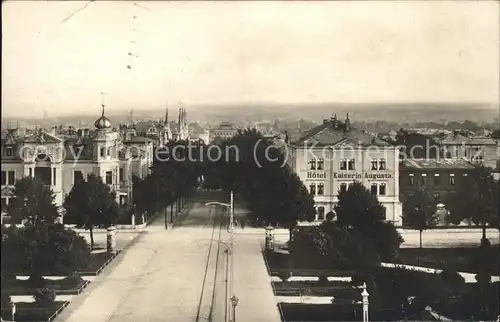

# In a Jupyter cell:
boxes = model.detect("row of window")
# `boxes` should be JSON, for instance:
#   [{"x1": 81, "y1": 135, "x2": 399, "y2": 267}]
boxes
[
  {"x1": 308, "y1": 182, "x2": 386, "y2": 196},
  {"x1": 74, "y1": 168, "x2": 125, "y2": 185},
  {"x1": 370, "y1": 183, "x2": 387, "y2": 196},
  {"x1": 407, "y1": 173, "x2": 462, "y2": 186},
  {"x1": 309, "y1": 158, "x2": 387, "y2": 171},
  {"x1": 1, "y1": 168, "x2": 127, "y2": 187},
  {"x1": 309, "y1": 183, "x2": 325, "y2": 195}
]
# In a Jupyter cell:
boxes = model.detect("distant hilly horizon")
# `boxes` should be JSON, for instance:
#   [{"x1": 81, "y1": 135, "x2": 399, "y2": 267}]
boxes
[{"x1": 2, "y1": 102, "x2": 498, "y2": 120}]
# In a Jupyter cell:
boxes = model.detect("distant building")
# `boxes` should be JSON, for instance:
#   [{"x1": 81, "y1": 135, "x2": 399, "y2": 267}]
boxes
[
  {"x1": 438, "y1": 131, "x2": 499, "y2": 169},
  {"x1": 124, "y1": 107, "x2": 189, "y2": 146},
  {"x1": 399, "y1": 158, "x2": 476, "y2": 224},
  {"x1": 1, "y1": 106, "x2": 153, "y2": 218},
  {"x1": 208, "y1": 122, "x2": 239, "y2": 143},
  {"x1": 285, "y1": 114, "x2": 402, "y2": 225}
]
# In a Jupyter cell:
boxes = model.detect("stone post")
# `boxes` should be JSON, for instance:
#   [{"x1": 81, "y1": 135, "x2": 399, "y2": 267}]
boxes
[
  {"x1": 131, "y1": 213, "x2": 135, "y2": 227},
  {"x1": 12, "y1": 302, "x2": 16, "y2": 321},
  {"x1": 106, "y1": 226, "x2": 117, "y2": 254},
  {"x1": 361, "y1": 282, "x2": 369, "y2": 322}
]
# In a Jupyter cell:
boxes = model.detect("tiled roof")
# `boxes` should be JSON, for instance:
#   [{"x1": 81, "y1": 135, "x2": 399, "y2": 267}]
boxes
[
  {"x1": 133, "y1": 121, "x2": 163, "y2": 134},
  {"x1": 123, "y1": 136, "x2": 154, "y2": 144},
  {"x1": 23, "y1": 131, "x2": 62, "y2": 144},
  {"x1": 291, "y1": 118, "x2": 390, "y2": 147},
  {"x1": 400, "y1": 158, "x2": 476, "y2": 170},
  {"x1": 440, "y1": 133, "x2": 497, "y2": 146}
]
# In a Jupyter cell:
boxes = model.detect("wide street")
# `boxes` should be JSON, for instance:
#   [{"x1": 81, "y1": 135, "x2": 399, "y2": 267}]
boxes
[{"x1": 55, "y1": 190, "x2": 281, "y2": 322}]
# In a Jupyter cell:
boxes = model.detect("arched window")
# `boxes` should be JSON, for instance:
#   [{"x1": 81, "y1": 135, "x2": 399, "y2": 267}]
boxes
[{"x1": 100, "y1": 147, "x2": 106, "y2": 157}]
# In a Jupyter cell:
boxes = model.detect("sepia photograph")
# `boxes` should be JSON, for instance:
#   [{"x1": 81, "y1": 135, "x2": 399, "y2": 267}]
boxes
[{"x1": 1, "y1": 1, "x2": 499, "y2": 321}]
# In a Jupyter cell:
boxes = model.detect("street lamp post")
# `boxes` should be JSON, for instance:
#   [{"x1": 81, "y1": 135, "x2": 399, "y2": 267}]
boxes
[
  {"x1": 205, "y1": 190, "x2": 237, "y2": 322},
  {"x1": 230, "y1": 295, "x2": 239, "y2": 322}
]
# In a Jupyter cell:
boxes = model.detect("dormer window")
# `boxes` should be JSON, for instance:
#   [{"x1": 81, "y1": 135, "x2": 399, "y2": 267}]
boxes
[{"x1": 6, "y1": 147, "x2": 13, "y2": 156}]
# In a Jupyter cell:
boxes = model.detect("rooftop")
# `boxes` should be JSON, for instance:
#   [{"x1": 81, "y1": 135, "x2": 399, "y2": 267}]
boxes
[
  {"x1": 400, "y1": 158, "x2": 476, "y2": 170},
  {"x1": 291, "y1": 115, "x2": 391, "y2": 147},
  {"x1": 439, "y1": 132, "x2": 498, "y2": 145}
]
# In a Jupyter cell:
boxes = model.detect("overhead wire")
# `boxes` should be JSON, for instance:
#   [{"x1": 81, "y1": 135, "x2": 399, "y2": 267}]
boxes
[{"x1": 60, "y1": 0, "x2": 95, "y2": 24}]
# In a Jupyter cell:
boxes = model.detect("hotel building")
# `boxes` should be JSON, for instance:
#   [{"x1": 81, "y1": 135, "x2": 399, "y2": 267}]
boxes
[
  {"x1": 1, "y1": 107, "x2": 153, "y2": 216},
  {"x1": 285, "y1": 114, "x2": 402, "y2": 226}
]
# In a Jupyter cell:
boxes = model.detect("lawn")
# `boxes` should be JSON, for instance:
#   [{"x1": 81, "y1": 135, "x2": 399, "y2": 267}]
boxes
[
  {"x1": 264, "y1": 251, "x2": 355, "y2": 277},
  {"x1": 1, "y1": 277, "x2": 89, "y2": 296},
  {"x1": 273, "y1": 281, "x2": 360, "y2": 298},
  {"x1": 13, "y1": 250, "x2": 121, "y2": 277},
  {"x1": 1, "y1": 301, "x2": 69, "y2": 322},
  {"x1": 79, "y1": 250, "x2": 121, "y2": 275},
  {"x1": 395, "y1": 246, "x2": 500, "y2": 275}
]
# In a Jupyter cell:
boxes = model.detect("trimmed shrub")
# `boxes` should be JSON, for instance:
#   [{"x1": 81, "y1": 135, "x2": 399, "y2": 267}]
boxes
[
  {"x1": 440, "y1": 268, "x2": 465, "y2": 289},
  {"x1": 1, "y1": 294, "x2": 12, "y2": 308},
  {"x1": 277, "y1": 270, "x2": 292, "y2": 282},
  {"x1": 33, "y1": 288, "x2": 56, "y2": 307}
]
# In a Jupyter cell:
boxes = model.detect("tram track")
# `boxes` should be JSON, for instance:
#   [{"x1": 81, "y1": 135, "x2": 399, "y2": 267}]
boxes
[{"x1": 195, "y1": 206, "x2": 224, "y2": 322}]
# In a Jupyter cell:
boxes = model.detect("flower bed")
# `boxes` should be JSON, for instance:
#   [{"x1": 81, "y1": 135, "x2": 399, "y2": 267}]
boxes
[
  {"x1": 396, "y1": 246, "x2": 500, "y2": 274},
  {"x1": 264, "y1": 250, "x2": 355, "y2": 277},
  {"x1": 1, "y1": 301, "x2": 69, "y2": 322},
  {"x1": 1, "y1": 277, "x2": 89, "y2": 296}
]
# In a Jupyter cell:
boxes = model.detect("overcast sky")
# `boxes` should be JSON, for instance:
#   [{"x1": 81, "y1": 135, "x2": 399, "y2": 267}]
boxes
[{"x1": 2, "y1": 1, "x2": 499, "y2": 117}]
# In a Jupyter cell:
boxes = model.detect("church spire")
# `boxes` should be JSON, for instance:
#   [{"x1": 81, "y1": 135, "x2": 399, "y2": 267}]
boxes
[{"x1": 165, "y1": 108, "x2": 169, "y2": 125}]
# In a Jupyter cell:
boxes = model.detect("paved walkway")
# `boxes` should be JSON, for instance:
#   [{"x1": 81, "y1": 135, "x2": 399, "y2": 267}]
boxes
[{"x1": 55, "y1": 191, "x2": 281, "y2": 322}]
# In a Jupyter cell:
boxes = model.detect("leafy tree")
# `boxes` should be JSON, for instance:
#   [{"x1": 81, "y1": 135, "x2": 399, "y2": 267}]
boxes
[
  {"x1": 445, "y1": 166, "x2": 499, "y2": 240},
  {"x1": 1, "y1": 225, "x2": 25, "y2": 285},
  {"x1": 402, "y1": 189, "x2": 439, "y2": 248},
  {"x1": 33, "y1": 288, "x2": 56, "y2": 307},
  {"x1": 203, "y1": 129, "x2": 315, "y2": 234},
  {"x1": 7, "y1": 177, "x2": 59, "y2": 226},
  {"x1": 335, "y1": 182, "x2": 385, "y2": 230},
  {"x1": 368, "y1": 221, "x2": 404, "y2": 261},
  {"x1": 335, "y1": 182, "x2": 403, "y2": 261},
  {"x1": 63, "y1": 174, "x2": 119, "y2": 248},
  {"x1": 14, "y1": 224, "x2": 90, "y2": 286}
]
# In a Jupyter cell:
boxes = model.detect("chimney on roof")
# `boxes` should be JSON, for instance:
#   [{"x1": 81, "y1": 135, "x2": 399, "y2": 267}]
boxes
[{"x1": 345, "y1": 113, "x2": 351, "y2": 131}]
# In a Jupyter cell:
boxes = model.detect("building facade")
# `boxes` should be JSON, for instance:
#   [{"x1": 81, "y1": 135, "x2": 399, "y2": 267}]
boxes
[
  {"x1": 208, "y1": 122, "x2": 239, "y2": 143},
  {"x1": 285, "y1": 115, "x2": 402, "y2": 225},
  {"x1": 439, "y1": 132, "x2": 499, "y2": 170},
  {"x1": 399, "y1": 158, "x2": 476, "y2": 224},
  {"x1": 1, "y1": 107, "x2": 153, "y2": 217}
]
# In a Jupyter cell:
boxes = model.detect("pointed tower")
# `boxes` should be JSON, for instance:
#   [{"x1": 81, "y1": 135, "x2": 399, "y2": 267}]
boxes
[{"x1": 345, "y1": 113, "x2": 351, "y2": 131}]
